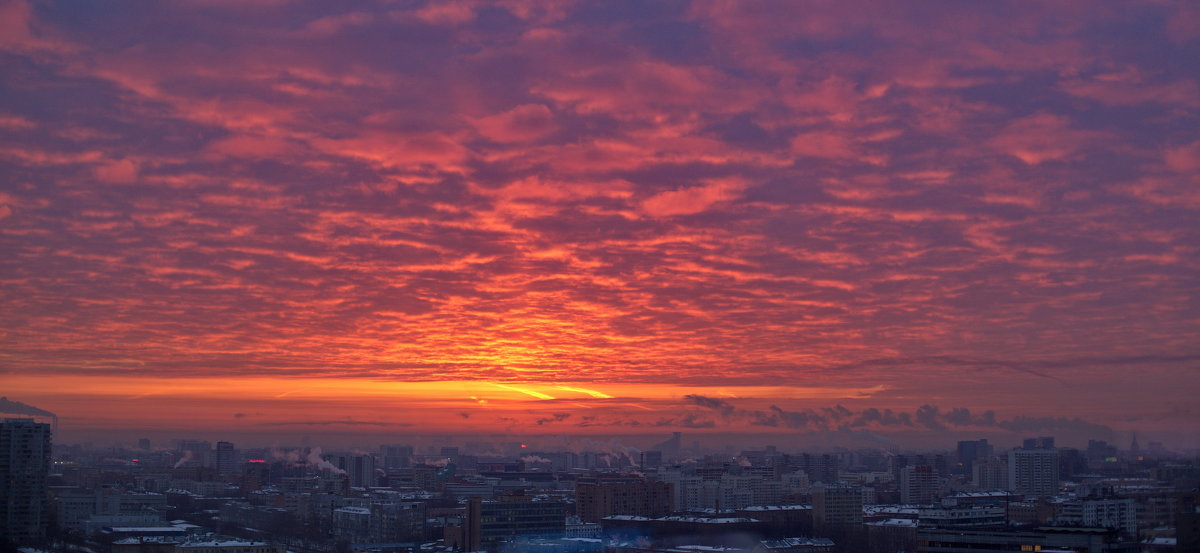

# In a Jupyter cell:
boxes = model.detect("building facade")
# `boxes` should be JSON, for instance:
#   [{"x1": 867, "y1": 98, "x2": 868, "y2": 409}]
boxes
[
  {"x1": 1, "y1": 418, "x2": 52, "y2": 545},
  {"x1": 1008, "y1": 448, "x2": 1059, "y2": 497},
  {"x1": 575, "y1": 475, "x2": 672, "y2": 523}
]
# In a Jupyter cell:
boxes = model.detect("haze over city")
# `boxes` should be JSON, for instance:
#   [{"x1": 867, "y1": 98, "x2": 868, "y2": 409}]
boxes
[{"x1": 2, "y1": 0, "x2": 1199, "y2": 452}]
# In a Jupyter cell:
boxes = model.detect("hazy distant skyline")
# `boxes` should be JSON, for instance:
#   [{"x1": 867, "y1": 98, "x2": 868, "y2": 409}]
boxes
[{"x1": 2, "y1": 1, "x2": 1198, "y2": 448}]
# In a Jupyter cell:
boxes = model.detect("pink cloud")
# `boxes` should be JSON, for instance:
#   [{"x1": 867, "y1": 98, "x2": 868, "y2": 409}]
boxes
[
  {"x1": 473, "y1": 104, "x2": 558, "y2": 143},
  {"x1": 1164, "y1": 140, "x2": 1200, "y2": 173},
  {"x1": 641, "y1": 178, "x2": 750, "y2": 217},
  {"x1": 94, "y1": 159, "x2": 139, "y2": 183},
  {"x1": 989, "y1": 113, "x2": 1105, "y2": 165}
]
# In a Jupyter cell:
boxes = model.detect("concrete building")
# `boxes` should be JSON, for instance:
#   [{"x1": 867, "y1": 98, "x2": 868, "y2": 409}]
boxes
[
  {"x1": 900, "y1": 465, "x2": 938, "y2": 504},
  {"x1": 1008, "y1": 447, "x2": 1059, "y2": 497},
  {"x1": 601, "y1": 514, "x2": 767, "y2": 549},
  {"x1": 754, "y1": 536, "x2": 835, "y2": 553},
  {"x1": 865, "y1": 518, "x2": 917, "y2": 553},
  {"x1": 334, "y1": 454, "x2": 376, "y2": 488},
  {"x1": 176, "y1": 440, "x2": 212, "y2": 468},
  {"x1": 956, "y1": 439, "x2": 992, "y2": 475},
  {"x1": 737, "y1": 505, "x2": 813, "y2": 538},
  {"x1": 917, "y1": 505, "x2": 1005, "y2": 528},
  {"x1": 464, "y1": 493, "x2": 566, "y2": 551},
  {"x1": 53, "y1": 488, "x2": 168, "y2": 531},
  {"x1": 1176, "y1": 490, "x2": 1200, "y2": 553},
  {"x1": 640, "y1": 451, "x2": 663, "y2": 469},
  {"x1": 575, "y1": 474, "x2": 672, "y2": 523},
  {"x1": 1057, "y1": 496, "x2": 1137, "y2": 537},
  {"x1": 972, "y1": 457, "x2": 1007, "y2": 490},
  {"x1": 916, "y1": 526, "x2": 1137, "y2": 553},
  {"x1": 1024, "y1": 437, "x2": 1055, "y2": 450},
  {"x1": 379, "y1": 444, "x2": 413, "y2": 469},
  {"x1": 215, "y1": 442, "x2": 237, "y2": 474},
  {"x1": 811, "y1": 482, "x2": 862, "y2": 537},
  {"x1": 1, "y1": 418, "x2": 52, "y2": 545},
  {"x1": 176, "y1": 538, "x2": 285, "y2": 553}
]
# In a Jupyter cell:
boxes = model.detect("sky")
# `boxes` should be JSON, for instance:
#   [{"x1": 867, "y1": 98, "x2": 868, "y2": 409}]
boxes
[{"x1": 1, "y1": 0, "x2": 1198, "y2": 450}]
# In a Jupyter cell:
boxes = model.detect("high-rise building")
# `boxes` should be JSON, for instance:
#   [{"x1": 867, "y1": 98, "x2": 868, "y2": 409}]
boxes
[
  {"x1": 176, "y1": 439, "x2": 211, "y2": 468},
  {"x1": 900, "y1": 465, "x2": 938, "y2": 504},
  {"x1": 812, "y1": 482, "x2": 863, "y2": 532},
  {"x1": 799, "y1": 453, "x2": 839, "y2": 484},
  {"x1": 972, "y1": 457, "x2": 1007, "y2": 490},
  {"x1": 812, "y1": 481, "x2": 865, "y2": 550},
  {"x1": 215, "y1": 441, "x2": 236, "y2": 474},
  {"x1": 334, "y1": 454, "x2": 376, "y2": 488},
  {"x1": 1023, "y1": 436, "x2": 1055, "y2": 450},
  {"x1": 1, "y1": 418, "x2": 52, "y2": 545},
  {"x1": 1008, "y1": 447, "x2": 1059, "y2": 497},
  {"x1": 956, "y1": 439, "x2": 992, "y2": 475},
  {"x1": 380, "y1": 444, "x2": 413, "y2": 469}
]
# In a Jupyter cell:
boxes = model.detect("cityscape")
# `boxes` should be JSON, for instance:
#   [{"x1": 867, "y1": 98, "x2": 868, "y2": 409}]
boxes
[
  {"x1": 1, "y1": 418, "x2": 1199, "y2": 553},
  {"x1": 3, "y1": 1, "x2": 1199, "y2": 553}
]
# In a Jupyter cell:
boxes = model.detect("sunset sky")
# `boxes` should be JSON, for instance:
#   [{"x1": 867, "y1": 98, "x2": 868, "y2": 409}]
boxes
[{"x1": 2, "y1": 0, "x2": 1198, "y2": 449}]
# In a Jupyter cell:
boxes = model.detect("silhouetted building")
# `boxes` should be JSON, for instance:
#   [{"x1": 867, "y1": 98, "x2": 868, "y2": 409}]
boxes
[
  {"x1": 176, "y1": 538, "x2": 285, "y2": 553},
  {"x1": 1, "y1": 418, "x2": 52, "y2": 545},
  {"x1": 865, "y1": 518, "x2": 917, "y2": 553},
  {"x1": 900, "y1": 465, "x2": 937, "y2": 504},
  {"x1": 602, "y1": 514, "x2": 767, "y2": 549},
  {"x1": 1024, "y1": 437, "x2": 1055, "y2": 450},
  {"x1": 956, "y1": 439, "x2": 992, "y2": 475},
  {"x1": 380, "y1": 444, "x2": 413, "y2": 469},
  {"x1": 464, "y1": 493, "x2": 566, "y2": 552},
  {"x1": 651, "y1": 432, "x2": 682, "y2": 459},
  {"x1": 917, "y1": 526, "x2": 1136, "y2": 553},
  {"x1": 811, "y1": 479, "x2": 859, "y2": 532},
  {"x1": 575, "y1": 474, "x2": 672, "y2": 523},
  {"x1": 799, "y1": 453, "x2": 840, "y2": 484},
  {"x1": 334, "y1": 454, "x2": 375, "y2": 488},
  {"x1": 1177, "y1": 490, "x2": 1200, "y2": 553},
  {"x1": 737, "y1": 505, "x2": 814, "y2": 538},
  {"x1": 215, "y1": 441, "x2": 236, "y2": 474},
  {"x1": 754, "y1": 536, "x2": 835, "y2": 553}
]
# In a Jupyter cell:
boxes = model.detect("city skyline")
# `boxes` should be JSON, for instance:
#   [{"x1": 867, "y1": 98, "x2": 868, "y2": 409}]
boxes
[{"x1": 2, "y1": 1, "x2": 1199, "y2": 449}]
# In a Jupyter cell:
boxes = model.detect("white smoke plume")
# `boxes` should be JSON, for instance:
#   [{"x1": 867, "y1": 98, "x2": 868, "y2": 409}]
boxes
[
  {"x1": 172, "y1": 450, "x2": 193, "y2": 469},
  {"x1": 306, "y1": 447, "x2": 347, "y2": 474},
  {"x1": 271, "y1": 447, "x2": 303, "y2": 465}
]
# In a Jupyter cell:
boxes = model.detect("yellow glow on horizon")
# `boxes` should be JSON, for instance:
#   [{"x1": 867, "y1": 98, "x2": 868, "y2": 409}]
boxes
[
  {"x1": 555, "y1": 385, "x2": 614, "y2": 398},
  {"x1": 493, "y1": 383, "x2": 557, "y2": 400},
  {"x1": 2, "y1": 374, "x2": 885, "y2": 403}
]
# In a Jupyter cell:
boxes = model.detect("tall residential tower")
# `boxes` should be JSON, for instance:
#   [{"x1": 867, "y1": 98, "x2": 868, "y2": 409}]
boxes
[{"x1": 1, "y1": 418, "x2": 52, "y2": 545}]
